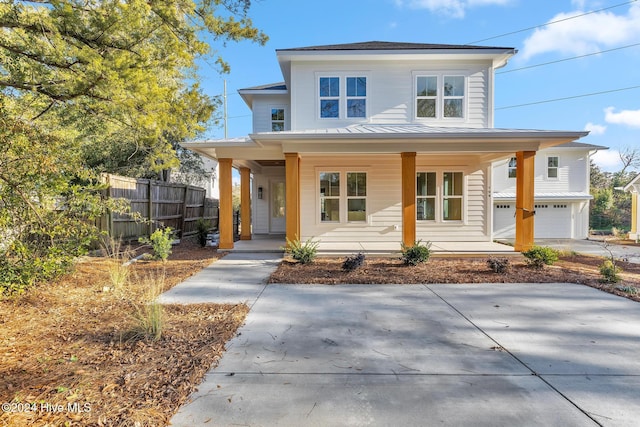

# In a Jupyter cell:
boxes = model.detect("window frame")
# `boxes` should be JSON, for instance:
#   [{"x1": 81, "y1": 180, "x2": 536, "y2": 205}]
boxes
[
  {"x1": 416, "y1": 170, "x2": 465, "y2": 223},
  {"x1": 416, "y1": 172, "x2": 437, "y2": 221},
  {"x1": 547, "y1": 156, "x2": 559, "y2": 180},
  {"x1": 508, "y1": 157, "x2": 517, "y2": 179},
  {"x1": 316, "y1": 73, "x2": 369, "y2": 120},
  {"x1": 317, "y1": 169, "x2": 369, "y2": 224},
  {"x1": 270, "y1": 107, "x2": 285, "y2": 132},
  {"x1": 413, "y1": 72, "x2": 467, "y2": 121},
  {"x1": 319, "y1": 171, "x2": 341, "y2": 223}
]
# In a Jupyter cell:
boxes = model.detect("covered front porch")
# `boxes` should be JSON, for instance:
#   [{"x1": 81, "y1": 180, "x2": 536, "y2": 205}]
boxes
[{"x1": 183, "y1": 125, "x2": 588, "y2": 254}]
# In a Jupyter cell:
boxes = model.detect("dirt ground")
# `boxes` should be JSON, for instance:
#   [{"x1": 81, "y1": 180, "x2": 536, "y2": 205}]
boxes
[
  {"x1": 2, "y1": 242, "x2": 640, "y2": 426},
  {"x1": 0, "y1": 241, "x2": 247, "y2": 427}
]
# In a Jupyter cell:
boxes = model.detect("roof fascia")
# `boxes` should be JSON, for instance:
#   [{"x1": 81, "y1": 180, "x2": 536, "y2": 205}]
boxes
[{"x1": 623, "y1": 173, "x2": 640, "y2": 192}]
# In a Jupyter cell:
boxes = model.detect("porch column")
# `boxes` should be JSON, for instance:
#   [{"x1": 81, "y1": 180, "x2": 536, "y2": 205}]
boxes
[
  {"x1": 631, "y1": 192, "x2": 638, "y2": 235},
  {"x1": 401, "y1": 152, "x2": 416, "y2": 247},
  {"x1": 218, "y1": 158, "x2": 234, "y2": 250},
  {"x1": 285, "y1": 152, "x2": 300, "y2": 243},
  {"x1": 515, "y1": 151, "x2": 536, "y2": 252},
  {"x1": 240, "y1": 167, "x2": 251, "y2": 240}
]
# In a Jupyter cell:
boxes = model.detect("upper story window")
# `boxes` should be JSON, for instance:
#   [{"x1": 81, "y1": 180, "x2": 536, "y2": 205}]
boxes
[
  {"x1": 346, "y1": 77, "x2": 367, "y2": 118},
  {"x1": 415, "y1": 74, "x2": 466, "y2": 120},
  {"x1": 319, "y1": 77, "x2": 340, "y2": 118},
  {"x1": 508, "y1": 157, "x2": 517, "y2": 178},
  {"x1": 547, "y1": 156, "x2": 559, "y2": 179},
  {"x1": 271, "y1": 108, "x2": 285, "y2": 131},
  {"x1": 318, "y1": 75, "x2": 367, "y2": 119}
]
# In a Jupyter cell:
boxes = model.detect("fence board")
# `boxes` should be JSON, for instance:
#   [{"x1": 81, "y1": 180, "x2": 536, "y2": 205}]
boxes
[{"x1": 100, "y1": 174, "x2": 224, "y2": 241}]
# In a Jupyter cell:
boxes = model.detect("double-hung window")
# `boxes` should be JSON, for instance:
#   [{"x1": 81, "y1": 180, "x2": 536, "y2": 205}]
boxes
[
  {"x1": 319, "y1": 77, "x2": 340, "y2": 118},
  {"x1": 318, "y1": 75, "x2": 367, "y2": 119},
  {"x1": 547, "y1": 156, "x2": 559, "y2": 179},
  {"x1": 443, "y1": 172, "x2": 463, "y2": 220},
  {"x1": 346, "y1": 77, "x2": 367, "y2": 118},
  {"x1": 415, "y1": 74, "x2": 465, "y2": 120},
  {"x1": 417, "y1": 172, "x2": 436, "y2": 220},
  {"x1": 319, "y1": 171, "x2": 367, "y2": 223},
  {"x1": 347, "y1": 172, "x2": 367, "y2": 221},
  {"x1": 416, "y1": 171, "x2": 464, "y2": 222},
  {"x1": 320, "y1": 172, "x2": 340, "y2": 222},
  {"x1": 508, "y1": 157, "x2": 517, "y2": 178},
  {"x1": 271, "y1": 108, "x2": 285, "y2": 131}
]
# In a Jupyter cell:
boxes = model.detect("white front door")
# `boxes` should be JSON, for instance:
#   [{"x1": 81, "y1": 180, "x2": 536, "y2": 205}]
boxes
[{"x1": 270, "y1": 180, "x2": 286, "y2": 233}]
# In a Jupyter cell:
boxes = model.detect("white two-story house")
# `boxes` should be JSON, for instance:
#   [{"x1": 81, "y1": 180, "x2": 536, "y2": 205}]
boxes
[{"x1": 183, "y1": 41, "x2": 598, "y2": 252}]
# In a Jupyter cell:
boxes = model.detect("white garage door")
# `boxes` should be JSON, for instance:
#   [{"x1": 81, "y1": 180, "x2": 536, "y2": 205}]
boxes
[{"x1": 493, "y1": 203, "x2": 573, "y2": 239}]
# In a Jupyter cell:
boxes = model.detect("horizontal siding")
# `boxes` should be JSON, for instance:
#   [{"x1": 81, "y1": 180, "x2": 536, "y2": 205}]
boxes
[
  {"x1": 299, "y1": 154, "x2": 490, "y2": 244},
  {"x1": 290, "y1": 60, "x2": 491, "y2": 130},
  {"x1": 492, "y1": 149, "x2": 590, "y2": 194},
  {"x1": 251, "y1": 95, "x2": 290, "y2": 133}
]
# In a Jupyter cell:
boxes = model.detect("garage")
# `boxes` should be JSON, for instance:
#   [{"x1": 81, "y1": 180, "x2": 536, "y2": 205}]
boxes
[{"x1": 493, "y1": 202, "x2": 574, "y2": 239}]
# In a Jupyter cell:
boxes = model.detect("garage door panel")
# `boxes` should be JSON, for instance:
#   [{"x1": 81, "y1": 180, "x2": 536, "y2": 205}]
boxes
[{"x1": 493, "y1": 202, "x2": 572, "y2": 239}]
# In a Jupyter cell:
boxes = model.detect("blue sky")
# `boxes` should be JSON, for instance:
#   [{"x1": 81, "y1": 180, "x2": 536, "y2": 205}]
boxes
[{"x1": 199, "y1": 0, "x2": 640, "y2": 172}]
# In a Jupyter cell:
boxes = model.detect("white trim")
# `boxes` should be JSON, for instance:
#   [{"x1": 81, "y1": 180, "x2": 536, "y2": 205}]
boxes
[
  {"x1": 412, "y1": 70, "x2": 468, "y2": 123},
  {"x1": 315, "y1": 72, "x2": 371, "y2": 121},
  {"x1": 316, "y1": 167, "x2": 370, "y2": 225},
  {"x1": 416, "y1": 170, "x2": 465, "y2": 224},
  {"x1": 546, "y1": 155, "x2": 559, "y2": 180}
]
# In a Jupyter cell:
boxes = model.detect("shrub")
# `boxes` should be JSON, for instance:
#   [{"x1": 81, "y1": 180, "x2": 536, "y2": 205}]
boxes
[
  {"x1": 128, "y1": 271, "x2": 165, "y2": 341},
  {"x1": 522, "y1": 246, "x2": 559, "y2": 269},
  {"x1": 342, "y1": 253, "x2": 365, "y2": 271},
  {"x1": 486, "y1": 257, "x2": 510, "y2": 274},
  {"x1": 284, "y1": 237, "x2": 319, "y2": 264},
  {"x1": 599, "y1": 259, "x2": 622, "y2": 283},
  {"x1": 139, "y1": 227, "x2": 174, "y2": 261},
  {"x1": 400, "y1": 240, "x2": 432, "y2": 266},
  {"x1": 195, "y1": 218, "x2": 211, "y2": 247},
  {"x1": 101, "y1": 237, "x2": 132, "y2": 289}
]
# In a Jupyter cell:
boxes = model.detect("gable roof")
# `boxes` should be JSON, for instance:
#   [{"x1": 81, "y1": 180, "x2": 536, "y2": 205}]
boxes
[
  {"x1": 276, "y1": 41, "x2": 514, "y2": 52},
  {"x1": 624, "y1": 173, "x2": 640, "y2": 192}
]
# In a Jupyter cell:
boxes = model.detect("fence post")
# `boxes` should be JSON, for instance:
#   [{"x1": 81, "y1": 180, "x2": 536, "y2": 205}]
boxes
[
  {"x1": 180, "y1": 186, "x2": 189, "y2": 238},
  {"x1": 147, "y1": 179, "x2": 153, "y2": 236}
]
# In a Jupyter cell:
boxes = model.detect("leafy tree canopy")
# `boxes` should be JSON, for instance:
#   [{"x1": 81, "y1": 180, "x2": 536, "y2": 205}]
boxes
[{"x1": 0, "y1": 0, "x2": 266, "y2": 175}]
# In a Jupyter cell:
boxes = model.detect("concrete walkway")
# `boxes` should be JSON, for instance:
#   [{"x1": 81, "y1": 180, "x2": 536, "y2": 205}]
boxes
[{"x1": 163, "y1": 254, "x2": 640, "y2": 427}]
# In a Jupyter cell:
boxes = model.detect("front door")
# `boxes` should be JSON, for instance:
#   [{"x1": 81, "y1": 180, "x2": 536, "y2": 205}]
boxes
[{"x1": 270, "y1": 180, "x2": 286, "y2": 233}]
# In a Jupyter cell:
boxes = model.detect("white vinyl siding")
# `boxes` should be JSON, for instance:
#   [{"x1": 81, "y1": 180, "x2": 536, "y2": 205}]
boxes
[
  {"x1": 290, "y1": 60, "x2": 490, "y2": 130},
  {"x1": 299, "y1": 155, "x2": 491, "y2": 246},
  {"x1": 251, "y1": 96, "x2": 290, "y2": 133}
]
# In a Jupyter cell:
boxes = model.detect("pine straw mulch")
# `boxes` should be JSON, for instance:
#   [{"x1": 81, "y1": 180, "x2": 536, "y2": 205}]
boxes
[
  {"x1": 0, "y1": 241, "x2": 248, "y2": 427},
  {"x1": 268, "y1": 254, "x2": 640, "y2": 303}
]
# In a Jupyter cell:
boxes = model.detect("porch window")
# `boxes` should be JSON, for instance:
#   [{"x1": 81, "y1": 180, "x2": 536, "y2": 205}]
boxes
[
  {"x1": 346, "y1": 77, "x2": 367, "y2": 118},
  {"x1": 320, "y1": 172, "x2": 340, "y2": 222},
  {"x1": 443, "y1": 172, "x2": 463, "y2": 221},
  {"x1": 271, "y1": 108, "x2": 285, "y2": 131},
  {"x1": 347, "y1": 172, "x2": 367, "y2": 221},
  {"x1": 319, "y1": 77, "x2": 340, "y2": 118},
  {"x1": 417, "y1": 172, "x2": 436, "y2": 220},
  {"x1": 547, "y1": 156, "x2": 559, "y2": 179},
  {"x1": 508, "y1": 157, "x2": 517, "y2": 178}
]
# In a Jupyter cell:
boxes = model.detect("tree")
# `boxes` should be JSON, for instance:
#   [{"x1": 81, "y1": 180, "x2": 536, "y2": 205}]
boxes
[{"x1": 0, "y1": 0, "x2": 267, "y2": 292}]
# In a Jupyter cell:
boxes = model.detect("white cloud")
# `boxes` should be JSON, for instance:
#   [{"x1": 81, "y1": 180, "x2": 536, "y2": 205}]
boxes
[
  {"x1": 584, "y1": 122, "x2": 607, "y2": 135},
  {"x1": 397, "y1": 0, "x2": 511, "y2": 18},
  {"x1": 520, "y1": 3, "x2": 640, "y2": 61},
  {"x1": 592, "y1": 149, "x2": 622, "y2": 171},
  {"x1": 604, "y1": 106, "x2": 640, "y2": 128}
]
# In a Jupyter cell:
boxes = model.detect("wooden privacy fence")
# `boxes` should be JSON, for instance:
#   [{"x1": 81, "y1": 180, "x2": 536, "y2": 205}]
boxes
[{"x1": 98, "y1": 174, "x2": 219, "y2": 241}]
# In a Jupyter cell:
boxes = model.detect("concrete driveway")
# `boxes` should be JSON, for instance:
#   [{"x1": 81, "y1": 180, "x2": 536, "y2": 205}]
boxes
[
  {"x1": 169, "y1": 282, "x2": 640, "y2": 426},
  {"x1": 536, "y1": 239, "x2": 640, "y2": 264}
]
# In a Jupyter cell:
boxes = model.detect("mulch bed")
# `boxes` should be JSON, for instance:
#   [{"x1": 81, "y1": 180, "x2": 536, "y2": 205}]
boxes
[{"x1": 268, "y1": 254, "x2": 640, "y2": 302}]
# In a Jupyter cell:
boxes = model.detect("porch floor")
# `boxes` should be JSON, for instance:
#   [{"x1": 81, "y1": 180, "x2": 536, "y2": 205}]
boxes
[{"x1": 227, "y1": 235, "x2": 517, "y2": 256}]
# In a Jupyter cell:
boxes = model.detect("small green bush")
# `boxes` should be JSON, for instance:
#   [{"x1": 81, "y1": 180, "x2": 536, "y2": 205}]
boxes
[
  {"x1": 599, "y1": 259, "x2": 622, "y2": 283},
  {"x1": 342, "y1": 253, "x2": 365, "y2": 271},
  {"x1": 139, "y1": 227, "x2": 174, "y2": 261},
  {"x1": 400, "y1": 240, "x2": 432, "y2": 266},
  {"x1": 284, "y1": 237, "x2": 319, "y2": 264},
  {"x1": 487, "y1": 257, "x2": 510, "y2": 274},
  {"x1": 195, "y1": 218, "x2": 211, "y2": 247},
  {"x1": 522, "y1": 246, "x2": 559, "y2": 269}
]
